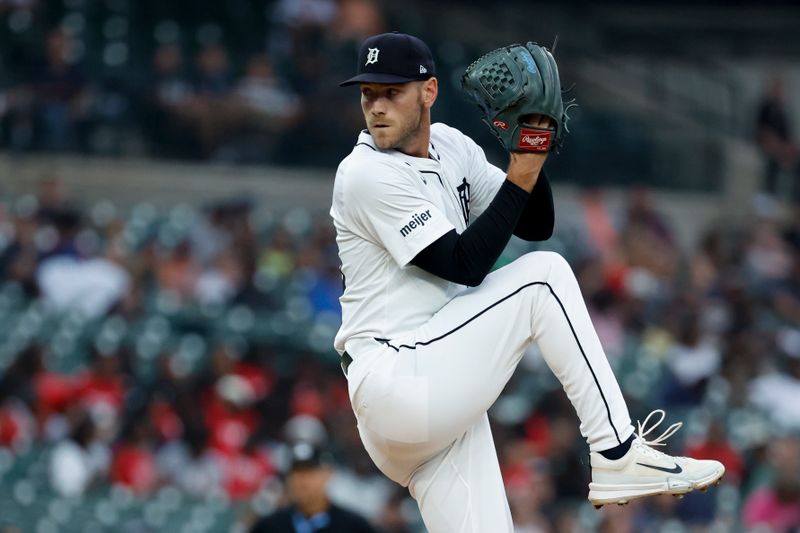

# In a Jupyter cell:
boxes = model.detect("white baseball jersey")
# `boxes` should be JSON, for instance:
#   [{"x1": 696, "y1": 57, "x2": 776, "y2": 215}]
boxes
[
  {"x1": 331, "y1": 123, "x2": 634, "y2": 532},
  {"x1": 330, "y1": 123, "x2": 506, "y2": 355}
]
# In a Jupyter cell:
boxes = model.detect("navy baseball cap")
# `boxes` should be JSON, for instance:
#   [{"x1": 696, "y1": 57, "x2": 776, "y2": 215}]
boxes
[
  {"x1": 339, "y1": 31, "x2": 436, "y2": 87},
  {"x1": 288, "y1": 442, "x2": 331, "y2": 471}
]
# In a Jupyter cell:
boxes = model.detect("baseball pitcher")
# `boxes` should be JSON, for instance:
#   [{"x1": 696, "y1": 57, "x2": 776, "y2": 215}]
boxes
[{"x1": 330, "y1": 31, "x2": 724, "y2": 532}]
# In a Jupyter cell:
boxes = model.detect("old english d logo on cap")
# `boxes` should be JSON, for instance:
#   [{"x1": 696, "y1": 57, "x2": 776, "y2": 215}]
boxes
[
  {"x1": 340, "y1": 32, "x2": 436, "y2": 87},
  {"x1": 365, "y1": 48, "x2": 380, "y2": 65}
]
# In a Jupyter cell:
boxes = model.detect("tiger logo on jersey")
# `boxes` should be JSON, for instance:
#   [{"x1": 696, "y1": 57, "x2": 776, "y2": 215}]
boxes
[{"x1": 457, "y1": 177, "x2": 471, "y2": 224}]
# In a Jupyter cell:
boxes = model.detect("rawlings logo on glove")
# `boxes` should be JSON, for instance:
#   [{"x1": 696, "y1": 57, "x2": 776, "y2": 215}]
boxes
[
  {"x1": 518, "y1": 129, "x2": 552, "y2": 151},
  {"x1": 461, "y1": 42, "x2": 575, "y2": 153}
]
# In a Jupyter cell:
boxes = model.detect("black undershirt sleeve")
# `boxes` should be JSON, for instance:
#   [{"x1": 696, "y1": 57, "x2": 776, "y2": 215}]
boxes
[
  {"x1": 514, "y1": 170, "x2": 554, "y2": 241},
  {"x1": 411, "y1": 180, "x2": 529, "y2": 286},
  {"x1": 410, "y1": 171, "x2": 555, "y2": 286}
]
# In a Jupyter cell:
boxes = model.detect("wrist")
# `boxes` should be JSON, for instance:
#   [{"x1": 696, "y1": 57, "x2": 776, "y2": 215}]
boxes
[{"x1": 507, "y1": 153, "x2": 545, "y2": 192}]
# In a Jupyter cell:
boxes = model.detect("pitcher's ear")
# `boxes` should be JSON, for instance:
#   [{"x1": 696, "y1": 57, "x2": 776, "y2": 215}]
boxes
[{"x1": 422, "y1": 77, "x2": 438, "y2": 107}]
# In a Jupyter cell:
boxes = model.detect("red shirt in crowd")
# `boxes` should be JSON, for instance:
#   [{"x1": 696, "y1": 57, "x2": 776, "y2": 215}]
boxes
[
  {"x1": 202, "y1": 391, "x2": 259, "y2": 455},
  {"x1": 75, "y1": 370, "x2": 125, "y2": 414},
  {"x1": 218, "y1": 447, "x2": 275, "y2": 500},
  {"x1": 111, "y1": 445, "x2": 157, "y2": 494}
]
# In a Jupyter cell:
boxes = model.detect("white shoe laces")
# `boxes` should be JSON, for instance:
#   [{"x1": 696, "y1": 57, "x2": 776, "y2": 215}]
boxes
[{"x1": 633, "y1": 409, "x2": 683, "y2": 461}]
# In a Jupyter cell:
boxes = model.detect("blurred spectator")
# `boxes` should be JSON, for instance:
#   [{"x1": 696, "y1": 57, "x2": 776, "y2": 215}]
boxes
[
  {"x1": 151, "y1": 45, "x2": 192, "y2": 109},
  {"x1": 749, "y1": 333, "x2": 800, "y2": 430},
  {"x1": 377, "y1": 491, "x2": 414, "y2": 533},
  {"x1": 28, "y1": 29, "x2": 91, "y2": 152},
  {"x1": 74, "y1": 350, "x2": 127, "y2": 436},
  {"x1": 306, "y1": 258, "x2": 344, "y2": 316},
  {"x1": 219, "y1": 435, "x2": 276, "y2": 500},
  {"x1": 178, "y1": 45, "x2": 239, "y2": 159},
  {"x1": 143, "y1": 44, "x2": 195, "y2": 158},
  {"x1": 202, "y1": 342, "x2": 275, "y2": 411},
  {"x1": 249, "y1": 442, "x2": 377, "y2": 533},
  {"x1": 228, "y1": 54, "x2": 301, "y2": 162},
  {"x1": 673, "y1": 489, "x2": 721, "y2": 529},
  {"x1": 662, "y1": 310, "x2": 721, "y2": 406},
  {"x1": 502, "y1": 440, "x2": 553, "y2": 532},
  {"x1": 743, "y1": 476, "x2": 800, "y2": 532},
  {"x1": 0, "y1": 208, "x2": 39, "y2": 298},
  {"x1": 258, "y1": 227, "x2": 296, "y2": 280},
  {"x1": 631, "y1": 495, "x2": 683, "y2": 532},
  {"x1": 111, "y1": 415, "x2": 158, "y2": 495},
  {"x1": 193, "y1": 45, "x2": 233, "y2": 99},
  {"x1": 34, "y1": 363, "x2": 80, "y2": 438},
  {"x1": 620, "y1": 188, "x2": 679, "y2": 293},
  {"x1": 35, "y1": 174, "x2": 68, "y2": 223},
  {"x1": 0, "y1": 345, "x2": 40, "y2": 431},
  {"x1": 587, "y1": 287, "x2": 626, "y2": 362},
  {"x1": 37, "y1": 244, "x2": 131, "y2": 318},
  {"x1": 546, "y1": 414, "x2": 589, "y2": 500},
  {"x1": 235, "y1": 54, "x2": 299, "y2": 124},
  {"x1": 0, "y1": 78, "x2": 35, "y2": 152},
  {"x1": 767, "y1": 245, "x2": 800, "y2": 327},
  {"x1": 756, "y1": 73, "x2": 800, "y2": 200},
  {"x1": 189, "y1": 203, "x2": 232, "y2": 264},
  {"x1": 0, "y1": 387, "x2": 34, "y2": 453},
  {"x1": 288, "y1": 355, "x2": 347, "y2": 422},
  {"x1": 746, "y1": 217, "x2": 793, "y2": 282},
  {"x1": 598, "y1": 503, "x2": 636, "y2": 533},
  {"x1": 37, "y1": 204, "x2": 81, "y2": 259},
  {"x1": 284, "y1": 414, "x2": 328, "y2": 447},
  {"x1": 577, "y1": 187, "x2": 620, "y2": 262},
  {"x1": 204, "y1": 373, "x2": 260, "y2": 455},
  {"x1": 625, "y1": 187, "x2": 675, "y2": 249},
  {"x1": 267, "y1": 0, "x2": 337, "y2": 64},
  {"x1": 49, "y1": 413, "x2": 110, "y2": 496},
  {"x1": 156, "y1": 240, "x2": 199, "y2": 302},
  {"x1": 330, "y1": 0, "x2": 384, "y2": 41},
  {"x1": 156, "y1": 424, "x2": 221, "y2": 497},
  {"x1": 195, "y1": 252, "x2": 246, "y2": 305}
]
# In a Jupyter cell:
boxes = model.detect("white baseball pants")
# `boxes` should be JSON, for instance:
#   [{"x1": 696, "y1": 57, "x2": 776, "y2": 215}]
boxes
[{"x1": 344, "y1": 251, "x2": 635, "y2": 532}]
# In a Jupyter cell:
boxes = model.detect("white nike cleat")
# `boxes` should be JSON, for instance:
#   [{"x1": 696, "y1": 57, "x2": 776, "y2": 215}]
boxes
[{"x1": 588, "y1": 410, "x2": 725, "y2": 509}]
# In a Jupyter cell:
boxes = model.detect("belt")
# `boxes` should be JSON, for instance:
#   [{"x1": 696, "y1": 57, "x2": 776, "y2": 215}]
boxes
[{"x1": 340, "y1": 351, "x2": 353, "y2": 376}]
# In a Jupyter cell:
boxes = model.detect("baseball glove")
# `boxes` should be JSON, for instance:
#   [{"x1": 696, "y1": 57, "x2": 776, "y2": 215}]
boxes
[{"x1": 461, "y1": 42, "x2": 574, "y2": 153}]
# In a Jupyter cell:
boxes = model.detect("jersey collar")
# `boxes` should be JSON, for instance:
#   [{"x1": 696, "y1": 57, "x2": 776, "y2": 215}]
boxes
[{"x1": 357, "y1": 130, "x2": 440, "y2": 168}]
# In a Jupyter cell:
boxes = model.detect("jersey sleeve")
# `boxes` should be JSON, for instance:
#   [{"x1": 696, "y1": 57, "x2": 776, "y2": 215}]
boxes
[
  {"x1": 462, "y1": 134, "x2": 506, "y2": 220},
  {"x1": 343, "y1": 160, "x2": 455, "y2": 267}
]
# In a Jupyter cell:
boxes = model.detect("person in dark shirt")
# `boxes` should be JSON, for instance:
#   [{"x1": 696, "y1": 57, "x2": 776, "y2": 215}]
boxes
[
  {"x1": 30, "y1": 29, "x2": 90, "y2": 152},
  {"x1": 250, "y1": 443, "x2": 377, "y2": 533},
  {"x1": 756, "y1": 74, "x2": 799, "y2": 198}
]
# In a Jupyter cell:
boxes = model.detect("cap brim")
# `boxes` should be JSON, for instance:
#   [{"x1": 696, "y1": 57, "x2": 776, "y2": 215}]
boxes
[
  {"x1": 339, "y1": 73, "x2": 420, "y2": 87},
  {"x1": 289, "y1": 460, "x2": 322, "y2": 471}
]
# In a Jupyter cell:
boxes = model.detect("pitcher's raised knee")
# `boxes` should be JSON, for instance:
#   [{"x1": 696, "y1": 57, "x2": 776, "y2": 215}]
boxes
[{"x1": 516, "y1": 250, "x2": 573, "y2": 281}]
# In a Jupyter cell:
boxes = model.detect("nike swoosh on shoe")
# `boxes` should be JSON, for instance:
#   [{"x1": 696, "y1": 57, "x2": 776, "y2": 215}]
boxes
[{"x1": 636, "y1": 462, "x2": 683, "y2": 474}]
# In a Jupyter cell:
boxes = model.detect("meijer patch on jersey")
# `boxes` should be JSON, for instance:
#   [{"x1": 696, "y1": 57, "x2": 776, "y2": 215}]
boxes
[{"x1": 399, "y1": 210, "x2": 433, "y2": 237}]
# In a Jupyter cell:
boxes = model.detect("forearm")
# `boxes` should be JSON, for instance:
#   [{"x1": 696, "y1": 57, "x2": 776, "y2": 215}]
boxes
[{"x1": 513, "y1": 169, "x2": 554, "y2": 241}]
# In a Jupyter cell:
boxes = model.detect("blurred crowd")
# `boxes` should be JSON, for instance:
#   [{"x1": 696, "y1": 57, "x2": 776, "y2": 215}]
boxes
[
  {"x1": 0, "y1": 177, "x2": 361, "y2": 531},
  {"x1": 1, "y1": 173, "x2": 800, "y2": 532},
  {"x1": 0, "y1": 0, "x2": 386, "y2": 166}
]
